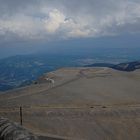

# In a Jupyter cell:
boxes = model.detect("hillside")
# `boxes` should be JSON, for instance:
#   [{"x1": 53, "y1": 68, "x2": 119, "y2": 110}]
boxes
[
  {"x1": 0, "y1": 67, "x2": 140, "y2": 139},
  {"x1": 0, "y1": 48, "x2": 139, "y2": 91},
  {"x1": 86, "y1": 61, "x2": 140, "y2": 71},
  {"x1": 0, "y1": 54, "x2": 80, "y2": 91}
]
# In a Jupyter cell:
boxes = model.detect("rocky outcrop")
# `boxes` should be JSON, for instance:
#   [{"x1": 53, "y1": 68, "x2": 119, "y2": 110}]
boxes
[
  {"x1": 0, "y1": 117, "x2": 65, "y2": 140},
  {"x1": 0, "y1": 117, "x2": 38, "y2": 140}
]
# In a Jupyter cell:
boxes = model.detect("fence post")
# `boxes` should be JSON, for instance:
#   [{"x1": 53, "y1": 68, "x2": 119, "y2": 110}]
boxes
[{"x1": 20, "y1": 106, "x2": 23, "y2": 126}]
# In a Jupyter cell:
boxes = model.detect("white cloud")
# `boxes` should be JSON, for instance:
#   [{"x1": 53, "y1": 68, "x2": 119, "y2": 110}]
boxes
[
  {"x1": 0, "y1": 0, "x2": 140, "y2": 41},
  {"x1": 44, "y1": 9, "x2": 65, "y2": 33}
]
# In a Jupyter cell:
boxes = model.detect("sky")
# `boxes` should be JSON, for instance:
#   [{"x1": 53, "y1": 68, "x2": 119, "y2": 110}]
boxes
[{"x1": 0, "y1": 0, "x2": 140, "y2": 58}]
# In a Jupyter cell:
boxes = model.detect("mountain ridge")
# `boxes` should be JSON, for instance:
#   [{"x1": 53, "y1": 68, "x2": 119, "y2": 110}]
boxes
[{"x1": 86, "y1": 61, "x2": 140, "y2": 72}]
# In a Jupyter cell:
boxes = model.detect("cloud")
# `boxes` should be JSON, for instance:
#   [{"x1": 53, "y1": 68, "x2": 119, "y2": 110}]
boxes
[
  {"x1": 0, "y1": 0, "x2": 140, "y2": 42},
  {"x1": 44, "y1": 9, "x2": 65, "y2": 33}
]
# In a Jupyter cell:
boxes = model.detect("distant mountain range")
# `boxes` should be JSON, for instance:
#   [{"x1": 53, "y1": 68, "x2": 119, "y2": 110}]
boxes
[{"x1": 86, "y1": 61, "x2": 140, "y2": 72}]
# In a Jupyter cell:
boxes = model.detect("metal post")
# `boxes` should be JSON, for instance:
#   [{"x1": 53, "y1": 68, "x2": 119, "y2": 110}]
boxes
[{"x1": 20, "y1": 106, "x2": 23, "y2": 126}]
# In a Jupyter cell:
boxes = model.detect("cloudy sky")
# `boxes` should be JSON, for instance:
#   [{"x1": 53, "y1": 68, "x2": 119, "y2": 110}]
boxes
[{"x1": 0, "y1": 0, "x2": 140, "y2": 57}]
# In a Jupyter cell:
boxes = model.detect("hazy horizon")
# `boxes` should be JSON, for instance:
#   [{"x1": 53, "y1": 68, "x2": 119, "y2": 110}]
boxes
[{"x1": 0, "y1": 34, "x2": 140, "y2": 59}]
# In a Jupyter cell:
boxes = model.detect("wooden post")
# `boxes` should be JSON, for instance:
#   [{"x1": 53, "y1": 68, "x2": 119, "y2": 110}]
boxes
[{"x1": 20, "y1": 106, "x2": 23, "y2": 126}]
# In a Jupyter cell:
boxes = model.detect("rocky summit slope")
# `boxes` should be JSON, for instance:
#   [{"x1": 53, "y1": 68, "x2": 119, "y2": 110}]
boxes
[{"x1": 0, "y1": 67, "x2": 140, "y2": 140}]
